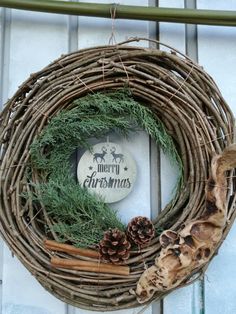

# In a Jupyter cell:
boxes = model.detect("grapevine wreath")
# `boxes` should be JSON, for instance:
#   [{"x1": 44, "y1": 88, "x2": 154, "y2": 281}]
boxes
[{"x1": 0, "y1": 38, "x2": 236, "y2": 311}]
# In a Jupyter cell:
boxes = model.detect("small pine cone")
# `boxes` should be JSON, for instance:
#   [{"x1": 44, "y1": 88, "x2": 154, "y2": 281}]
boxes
[
  {"x1": 99, "y1": 228, "x2": 131, "y2": 264},
  {"x1": 127, "y1": 216, "x2": 155, "y2": 246}
]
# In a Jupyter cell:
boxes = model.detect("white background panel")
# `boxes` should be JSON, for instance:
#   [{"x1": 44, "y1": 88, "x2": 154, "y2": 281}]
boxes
[
  {"x1": 0, "y1": 1, "x2": 236, "y2": 314},
  {"x1": 2, "y1": 248, "x2": 66, "y2": 314},
  {"x1": 74, "y1": 1, "x2": 152, "y2": 313},
  {"x1": 198, "y1": 1, "x2": 236, "y2": 313},
  {"x1": 1, "y1": 8, "x2": 68, "y2": 314},
  {"x1": 8, "y1": 10, "x2": 68, "y2": 97},
  {"x1": 159, "y1": 0, "x2": 185, "y2": 52},
  {"x1": 159, "y1": 1, "x2": 203, "y2": 314}
]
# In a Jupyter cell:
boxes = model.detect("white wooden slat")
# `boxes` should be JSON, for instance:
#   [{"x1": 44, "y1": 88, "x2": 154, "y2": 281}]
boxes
[
  {"x1": 68, "y1": 1, "x2": 79, "y2": 53},
  {"x1": 83, "y1": 134, "x2": 152, "y2": 314},
  {"x1": 2, "y1": 247, "x2": 67, "y2": 314},
  {"x1": 159, "y1": 0, "x2": 185, "y2": 52},
  {"x1": 71, "y1": 1, "x2": 154, "y2": 313},
  {"x1": 160, "y1": 154, "x2": 203, "y2": 314},
  {"x1": 0, "y1": 244, "x2": 2, "y2": 312},
  {"x1": 185, "y1": 0, "x2": 198, "y2": 62},
  {"x1": 0, "y1": 9, "x2": 10, "y2": 314},
  {"x1": 198, "y1": 1, "x2": 236, "y2": 313},
  {"x1": 66, "y1": 6, "x2": 79, "y2": 313},
  {"x1": 0, "y1": 8, "x2": 4, "y2": 106},
  {"x1": 77, "y1": 0, "x2": 149, "y2": 50},
  {"x1": 0, "y1": 8, "x2": 11, "y2": 107},
  {"x1": 1, "y1": 9, "x2": 69, "y2": 314},
  {"x1": 159, "y1": 1, "x2": 192, "y2": 313},
  {"x1": 147, "y1": 3, "x2": 163, "y2": 313},
  {"x1": 198, "y1": 2, "x2": 236, "y2": 109},
  {"x1": 204, "y1": 229, "x2": 236, "y2": 314},
  {"x1": 7, "y1": 10, "x2": 68, "y2": 98},
  {"x1": 159, "y1": 1, "x2": 204, "y2": 313},
  {"x1": 0, "y1": 1, "x2": 155, "y2": 313}
]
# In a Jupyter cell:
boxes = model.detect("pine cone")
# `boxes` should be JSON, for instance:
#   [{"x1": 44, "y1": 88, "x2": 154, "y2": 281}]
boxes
[
  {"x1": 99, "y1": 228, "x2": 131, "y2": 264},
  {"x1": 127, "y1": 216, "x2": 155, "y2": 246}
]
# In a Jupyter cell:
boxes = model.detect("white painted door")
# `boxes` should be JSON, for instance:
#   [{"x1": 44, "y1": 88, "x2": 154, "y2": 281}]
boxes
[{"x1": 0, "y1": 1, "x2": 236, "y2": 314}]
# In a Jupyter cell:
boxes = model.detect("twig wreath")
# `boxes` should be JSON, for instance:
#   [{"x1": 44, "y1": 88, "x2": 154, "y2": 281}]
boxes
[{"x1": 0, "y1": 38, "x2": 236, "y2": 311}]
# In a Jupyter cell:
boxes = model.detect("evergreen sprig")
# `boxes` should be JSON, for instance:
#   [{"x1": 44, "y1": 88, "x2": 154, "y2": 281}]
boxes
[
  {"x1": 36, "y1": 178, "x2": 124, "y2": 247},
  {"x1": 29, "y1": 91, "x2": 182, "y2": 247}
]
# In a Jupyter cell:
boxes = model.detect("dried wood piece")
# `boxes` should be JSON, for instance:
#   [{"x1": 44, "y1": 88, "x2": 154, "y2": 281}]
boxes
[{"x1": 136, "y1": 145, "x2": 236, "y2": 303}]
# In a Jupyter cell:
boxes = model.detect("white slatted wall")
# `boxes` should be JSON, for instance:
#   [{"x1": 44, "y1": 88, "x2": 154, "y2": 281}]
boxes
[{"x1": 0, "y1": 1, "x2": 236, "y2": 314}]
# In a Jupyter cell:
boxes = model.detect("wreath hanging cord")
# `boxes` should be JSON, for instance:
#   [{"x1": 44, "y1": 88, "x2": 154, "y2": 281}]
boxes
[{"x1": 0, "y1": 39, "x2": 235, "y2": 311}]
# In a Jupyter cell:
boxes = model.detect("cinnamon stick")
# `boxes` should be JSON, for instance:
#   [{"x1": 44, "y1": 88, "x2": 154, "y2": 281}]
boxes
[
  {"x1": 44, "y1": 239, "x2": 99, "y2": 258},
  {"x1": 51, "y1": 257, "x2": 130, "y2": 276}
]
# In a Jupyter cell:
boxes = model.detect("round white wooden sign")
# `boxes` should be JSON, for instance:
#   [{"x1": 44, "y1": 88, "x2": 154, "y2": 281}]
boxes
[{"x1": 77, "y1": 142, "x2": 137, "y2": 203}]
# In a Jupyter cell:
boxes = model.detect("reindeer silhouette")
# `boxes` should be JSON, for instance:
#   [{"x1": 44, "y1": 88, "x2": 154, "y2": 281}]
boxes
[
  {"x1": 110, "y1": 147, "x2": 124, "y2": 163},
  {"x1": 93, "y1": 147, "x2": 107, "y2": 163}
]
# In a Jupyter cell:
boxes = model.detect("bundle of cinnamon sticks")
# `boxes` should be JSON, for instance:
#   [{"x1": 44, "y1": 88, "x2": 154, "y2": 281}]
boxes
[{"x1": 44, "y1": 239, "x2": 130, "y2": 276}]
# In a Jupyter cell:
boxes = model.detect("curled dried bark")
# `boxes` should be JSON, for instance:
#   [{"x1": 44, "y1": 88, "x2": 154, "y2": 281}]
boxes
[{"x1": 136, "y1": 145, "x2": 236, "y2": 303}]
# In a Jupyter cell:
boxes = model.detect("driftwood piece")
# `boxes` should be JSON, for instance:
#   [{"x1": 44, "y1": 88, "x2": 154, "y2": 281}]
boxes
[{"x1": 136, "y1": 145, "x2": 236, "y2": 303}]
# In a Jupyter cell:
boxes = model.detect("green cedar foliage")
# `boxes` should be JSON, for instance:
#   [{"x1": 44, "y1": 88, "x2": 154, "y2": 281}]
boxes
[{"x1": 29, "y1": 91, "x2": 182, "y2": 247}]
